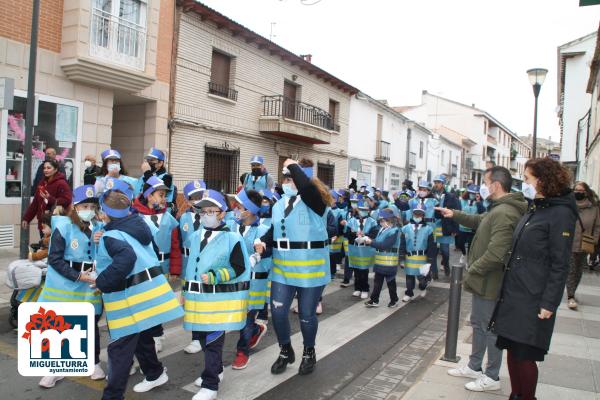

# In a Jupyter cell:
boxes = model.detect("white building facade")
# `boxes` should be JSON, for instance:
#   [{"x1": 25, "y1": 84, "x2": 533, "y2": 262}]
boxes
[
  {"x1": 347, "y1": 93, "x2": 409, "y2": 191},
  {"x1": 557, "y1": 31, "x2": 597, "y2": 179}
]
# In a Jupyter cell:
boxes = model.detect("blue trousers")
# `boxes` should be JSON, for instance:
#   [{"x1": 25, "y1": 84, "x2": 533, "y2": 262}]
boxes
[
  {"x1": 237, "y1": 310, "x2": 260, "y2": 356},
  {"x1": 102, "y1": 329, "x2": 164, "y2": 400},
  {"x1": 270, "y1": 281, "x2": 325, "y2": 347},
  {"x1": 197, "y1": 331, "x2": 225, "y2": 391}
]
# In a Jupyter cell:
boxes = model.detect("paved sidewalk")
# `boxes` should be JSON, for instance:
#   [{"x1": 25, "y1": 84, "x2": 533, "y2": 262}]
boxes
[
  {"x1": 401, "y1": 270, "x2": 600, "y2": 400},
  {"x1": 0, "y1": 248, "x2": 20, "y2": 306}
]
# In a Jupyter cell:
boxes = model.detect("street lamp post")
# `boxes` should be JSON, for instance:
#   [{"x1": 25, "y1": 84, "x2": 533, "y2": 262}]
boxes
[{"x1": 526, "y1": 68, "x2": 548, "y2": 159}]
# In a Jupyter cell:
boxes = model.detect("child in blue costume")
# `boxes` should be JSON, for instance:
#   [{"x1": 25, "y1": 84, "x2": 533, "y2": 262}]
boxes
[
  {"x1": 179, "y1": 179, "x2": 207, "y2": 355},
  {"x1": 134, "y1": 147, "x2": 178, "y2": 214},
  {"x1": 432, "y1": 175, "x2": 461, "y2": 278},
  {"x1": 230, "y1": 189, "x2": 272, "y2": 370},
  {"x1": 132, "y1": 175, "x2": 182, "y2": 352},
  {"x1": 328, "y1": 190, "x2": 346, "y2": 279},
  {"x1": 340, "y1": 192, "x2": 357, "y2": 288},
  {"x1": 399, "y1": 204, "x2": 436, "y2": 302},
  {"x1": 406, "y1": 181, "x2": 440, "y2": 277},
  {"x1": 37, "y1": 185, "x2": 105, "y2": 389},
  {"x1": 364, "y1": 208, "x2": 401, "y2": 308},
  {"x1": 182, "y1": 190, "x2": 250, "y2": 400},
  {"x1": 94, "y1": 178, "x2": 183, "y2": 400},
  {"x1": 456, "y1": 184, "x2": 486, "y2": 264},
  {"x1": 94, "y1": 149, "x2": 138, "y2": 194},
  {"x1": 345, "y1": 195, "x2": 379, "y2": 299}
]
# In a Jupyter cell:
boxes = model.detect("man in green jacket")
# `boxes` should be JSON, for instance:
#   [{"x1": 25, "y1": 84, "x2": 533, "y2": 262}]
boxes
[{"x1": 436, "y1": 166, "x2": 528, "y2": 393}]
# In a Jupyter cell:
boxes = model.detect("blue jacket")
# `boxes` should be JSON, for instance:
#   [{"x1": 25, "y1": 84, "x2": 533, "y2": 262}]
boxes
[{"x1": 95, "y1": 214, "x2": 153, "y2": 293}]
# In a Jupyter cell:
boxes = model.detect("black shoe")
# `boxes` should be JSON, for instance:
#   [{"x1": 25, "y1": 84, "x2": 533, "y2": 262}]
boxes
[
  {"x1": 298, "y1": 346, "x2": 316, "y2": 375},
  {"x1": 388, "y1": 300, "x2": 398, "y2": 308},
  {"x1": 364, "y1": 299, "x2": 379, "y2": 307},
  {"x1": 271, "y1": 343, "x2": 295, "y2": 374},
  {"x1": 509, "y1": 395, "x2": 522, "y2": 400},
  {"x1": 340, "y1": 281, "x2": 350, "y2": 288},
  {"x1": 432, "y1": 271, "x2": 439, "y2": 280},
  {"x1": 444, "y1": 267, "x2": 450, "y2": 276}
]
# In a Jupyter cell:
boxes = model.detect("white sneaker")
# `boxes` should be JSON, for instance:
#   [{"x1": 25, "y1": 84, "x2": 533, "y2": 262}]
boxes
[
  {"x1": 38, "y1": 375, "x2": 64, "y2": 388},
  {"x1": 154, "y1": 335, "x2": 165, "y2": 352},
  {"x1": 420, "y1": 289, "x2": 427, "y2": 298},
  {"x1": 292, "y1": 305, "x2": 299, "y2": 313},
  {"x1": 316, "y1": 302, "x2": 323, "y2": 315},
  {"x1": 459, "y1": 255, "x2": 465, "y2": 264},
  {"x1": 402, "y1": 295, "x2": 412, "y2": 302},
  {"x1": 465, "y1": 375, "x2": 501, "y2": 392},
  {"x1": 133, "y1": 368, "x2": 168, "y2": 393},
  {"x1": 352, "y1": 290, "x2": 361, "y2": 297},
  {"x1": 255, "y1": 318, "x2": 268, "y2": 326},
  {"x1": 194, "y1": 371, "x2": 224, "y2": 387},
  {"x1": 90, "y1": 363, "x2": 106, "y2": 380},
  {"x1": 447, "y1": 365, "x2": 482, "y2": 379},
  {"x1": 193, "y1": 388, "x2": 218, "y2": 400},
  {"x1": 184, "y1": 340, "x2": 202, "y2": 354},
  {"x1": 360, "y1": 291, "x2": 369, "y2": 299}
]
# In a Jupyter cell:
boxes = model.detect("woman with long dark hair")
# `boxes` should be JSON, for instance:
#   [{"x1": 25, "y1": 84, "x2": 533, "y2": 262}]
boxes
[
  {"x1": 491, "y1": 158, "x2": 577, "y2": 400},
  {"x1": 265, "y1": 158, "x2": 333, "y2": 376}
]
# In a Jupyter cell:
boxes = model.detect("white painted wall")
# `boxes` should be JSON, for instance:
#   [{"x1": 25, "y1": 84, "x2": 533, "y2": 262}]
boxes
[
  {"x1": 348, "y1": 95, "x2": 408, "y2": 190},
  {"x1": 559, "y1": 34, "x2": 596, "y2": 164}
]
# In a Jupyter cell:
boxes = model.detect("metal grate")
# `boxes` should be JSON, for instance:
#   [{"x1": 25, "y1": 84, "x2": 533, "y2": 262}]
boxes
[
  {"x1": 0, "y1": 225, "x2": 15, "y2": 248},
  {"x1": 208, "y1": 82, "x2": 238, "y2": 101},
  {"x1": 262, "y1": 95, "x2": 334, "y2": 131},
  {"x1": 317, "y1": 163, "x2": 335, "y2": 189},
  {"x1": 203, "y1": 145, "x2": 240, "y2": 194}
]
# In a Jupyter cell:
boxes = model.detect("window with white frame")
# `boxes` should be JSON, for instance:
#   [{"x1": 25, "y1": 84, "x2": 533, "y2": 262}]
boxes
[
  {"x1": 90, "y1": 0, "x2": 147, "y2": 70},
  {"x1": 1, "y1": 92, "x2": 82, "y2": 203}
]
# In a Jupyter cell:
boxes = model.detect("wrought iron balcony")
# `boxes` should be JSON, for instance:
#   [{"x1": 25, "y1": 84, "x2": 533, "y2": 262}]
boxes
[
  {"x1": 259, "y1": 95, "x2": 335, "y2": 144},
  {"x1": 208, "y1": 82, "x2": 238, "y2": 101},
  {"x1": 374, "y1": 140, "x2": 391, "y2": 162}
]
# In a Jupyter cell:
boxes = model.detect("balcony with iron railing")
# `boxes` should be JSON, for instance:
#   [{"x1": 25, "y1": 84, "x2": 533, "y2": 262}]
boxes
[
  {"x1": 90, "y1": 8, "x2": 147, "y2": 71},
  {"x1": 259, "y1": 95, "x2": 335, "y2": 144},
  {"x1": 374, "y1": 140, "x2": 391, "y2": 162},
  {"x1": 61, "y1": 5, "x2": 154, "y2": 92},
  {"x1": 208, "y1": 82, "x2": 238, "y2": 102}
]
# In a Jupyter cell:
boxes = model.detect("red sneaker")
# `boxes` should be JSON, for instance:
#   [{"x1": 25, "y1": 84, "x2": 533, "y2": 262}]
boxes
[
  {"x1": 232, "y1": 351, "x2": 249, "y2": 370},
  {"x1": 248, "y1": 323, "x2": 267, "y2": 350}
]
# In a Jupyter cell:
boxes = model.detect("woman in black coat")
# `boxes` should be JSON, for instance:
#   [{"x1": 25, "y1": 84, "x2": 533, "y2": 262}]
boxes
[{"x1": 490, "y1": 158, "x2": 577, "y2": 400}]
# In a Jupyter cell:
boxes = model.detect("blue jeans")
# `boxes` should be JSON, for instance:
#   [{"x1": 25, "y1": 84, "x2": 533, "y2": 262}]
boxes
[
  {"x1": 270, "y1": 281, "x2": 325, "y2": 347},
  {"x1": 237, "y1": 310, "x2": 260, "y2": 356}
]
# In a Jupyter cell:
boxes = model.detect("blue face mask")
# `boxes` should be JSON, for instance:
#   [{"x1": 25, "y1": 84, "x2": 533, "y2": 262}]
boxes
[
  {"x1": 260, "y1": 204, "x2": 270, "y2": 215},
  {"x1": 282, "y1": 183, "x2": 298, "y2": 197},
  {"x1": 359, "y1": 210, "x2": 369, "y2": 218}
]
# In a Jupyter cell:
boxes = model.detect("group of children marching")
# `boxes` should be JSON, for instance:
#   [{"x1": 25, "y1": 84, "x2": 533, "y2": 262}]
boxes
[{"x1": 22, "y1": 147, "x2": 486, "y2": 400}]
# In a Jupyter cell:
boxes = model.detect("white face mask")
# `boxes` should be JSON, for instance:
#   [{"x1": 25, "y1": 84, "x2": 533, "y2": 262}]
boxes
[
  {"x1": 522, "y1": 182, "x2": 537, "y2": 200},
  {"x1": 77, "y1": 209, "x2": 95, "y2": 222},
  {"x1": 201, "y1": 214, "x2": 220, "y2": 228},
  {"x1": 359, "y1": 210, "x2": 369, "y2": 217},
  {"x1": 282, "y1": 183, "x2": 298, "y2": 197},
  {"x1": 107, "y1": 163, "x2": 121, "y2": 173},
  {"x1": 418, "y1": 190, "x2": 427, "y2": 198},
  {"x1": 413, "y1": 217, "x2": 423, "y2": 224},
  {"x1": 84, "y1": 160, "x2": 92, "y2": 168},
  {"x1": 479, "y1": 184, "x2": 490, "y2": 201}
]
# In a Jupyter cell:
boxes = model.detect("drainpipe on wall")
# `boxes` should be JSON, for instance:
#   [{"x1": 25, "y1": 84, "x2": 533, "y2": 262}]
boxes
[
  {"x1": 405, "y1": 124, "x2": 412, "y2": 180},
  {"x1": 167, "y1": 2, "x2": 182, "y2": 172}
]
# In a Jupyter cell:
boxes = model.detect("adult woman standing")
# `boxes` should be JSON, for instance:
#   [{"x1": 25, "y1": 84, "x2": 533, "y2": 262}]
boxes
[
  {"x1": 491, "y1": 158, "x2": 577, "y2": 400},
  {"x1": 268, "y1": 158, "x2": 332, "y2": 376},
  {"x1": 567, "y1": 181, "x2": 600, "y2": 309},
  {"x1": 22, "y1": 159, "x2": 72, "y2": 235}
]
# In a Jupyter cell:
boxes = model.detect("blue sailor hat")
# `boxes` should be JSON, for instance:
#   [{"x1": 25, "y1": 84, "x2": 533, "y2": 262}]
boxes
[
  {"x1": 196, "y1": 189, "x2": 228, "y2": 212},
  {"x1": 250, "y1": 155, "x2": 264, "y2": 165},
  {"x1": 378, "y1": 209, "x2": 395, "y2": 220},
  {"x1": 418, "y1": 180, "x2": 432, "y2": 189},
  {"x1": 467, "y1": 184, "x2": 479, "y2": 194},
  {"x1": 143, "y1": 176, "x2": 169, "y2": 198},
  {"x1": 235, "y1": 189, "x2": 261, "y2": 215},
  {"x1": 101, "y1": 149, "x2": 121, "y2": 160},
  {"x1": 433, "y1": 175, "x2": 447, "y2": 184},
  {"x1": 145, "y1": 147, "x2": 165, "y2": 161},
  {"x1": 73, "y1": 185, "x2": 98, "y2": 205},
  {"x1": 330, "y1": 190, "x2": 339, "y2": 202},
  {"x1": 413, "y1": 203, "x2": 427, "y2": 214},
  {"x1": 184, "y1": 179, "x2": 206, "y2": 199},
  {"x1": 100, "y1": 178, "x2": 134, "y2": 218}
]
